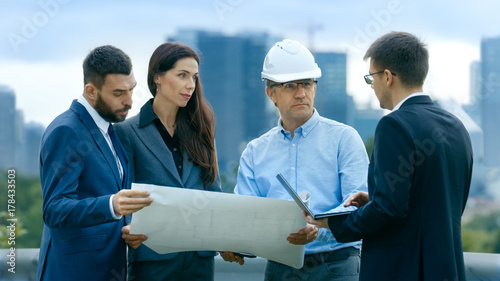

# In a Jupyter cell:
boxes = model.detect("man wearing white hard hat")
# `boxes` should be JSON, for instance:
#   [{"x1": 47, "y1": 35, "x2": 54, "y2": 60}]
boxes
[{"x1": 229, "y1": 39, "x2": 369, "y2": 280}]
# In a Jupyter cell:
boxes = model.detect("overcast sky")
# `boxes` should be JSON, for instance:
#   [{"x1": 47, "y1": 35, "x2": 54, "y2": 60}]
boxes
[{"x1": 1, "y1": 0, "x2": 500, "y2": 126}]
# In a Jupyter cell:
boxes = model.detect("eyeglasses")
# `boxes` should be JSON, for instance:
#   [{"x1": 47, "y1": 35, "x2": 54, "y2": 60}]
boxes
[
  {"x1": 363, "y1": 70, "x2": 397, "y2": 84},
  {"x1": 270, "y1": 80, "x2": 318, "y2": 93}
]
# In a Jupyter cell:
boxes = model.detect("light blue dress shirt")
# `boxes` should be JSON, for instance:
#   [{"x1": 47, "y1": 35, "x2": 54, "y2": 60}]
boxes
[{"x1": 235, "y1": 109, "x2": 368, "y2": 254}]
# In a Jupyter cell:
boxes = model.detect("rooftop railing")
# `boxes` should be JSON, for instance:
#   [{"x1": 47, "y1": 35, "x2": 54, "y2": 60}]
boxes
[{"x1": 0, "y1": 249, "x2": 498, "y2": 280}]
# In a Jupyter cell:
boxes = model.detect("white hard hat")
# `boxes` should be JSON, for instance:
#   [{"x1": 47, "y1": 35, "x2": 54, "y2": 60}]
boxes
[{"x1": 261, "y1": 39, "x2": 321, "y2": 83}]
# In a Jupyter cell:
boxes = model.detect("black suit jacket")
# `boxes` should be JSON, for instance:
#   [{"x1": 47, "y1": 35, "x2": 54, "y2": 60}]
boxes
[{"x1": 329, "y1": 96, "x2": 473, "y2": 281}]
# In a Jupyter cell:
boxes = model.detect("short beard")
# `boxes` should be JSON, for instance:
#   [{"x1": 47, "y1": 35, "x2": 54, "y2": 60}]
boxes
[{"x1": 94, "y1": 93, "x2": 130, "y2": 123}]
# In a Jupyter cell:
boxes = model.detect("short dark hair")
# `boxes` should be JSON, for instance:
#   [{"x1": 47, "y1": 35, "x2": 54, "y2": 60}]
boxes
[
  {"x1": 83, "y1": 45, "x2": 132, "y2": 89},
  {"x1": 364, "y1": 32, "x2": 429, "y2": 88}
]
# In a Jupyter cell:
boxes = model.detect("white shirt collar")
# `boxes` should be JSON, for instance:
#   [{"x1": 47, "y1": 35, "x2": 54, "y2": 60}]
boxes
[
  {"x1": 77, "y1": 95, "x2": 110, "y2": 133},
  {"x1": 77, "y1": 95, "x2": 124, "y2": 189},
  {"x1": 392, "y1": 92, "x2": 426, "y2": 112}
]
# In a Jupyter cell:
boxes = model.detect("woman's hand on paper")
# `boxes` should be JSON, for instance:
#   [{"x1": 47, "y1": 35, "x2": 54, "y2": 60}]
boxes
[{"x1": 121, "y1": 224, "x2": 148, "y2": 249}]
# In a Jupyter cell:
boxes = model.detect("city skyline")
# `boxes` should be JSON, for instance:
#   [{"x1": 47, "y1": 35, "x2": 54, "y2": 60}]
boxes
[
  {"x1": 1, "y1": 1, "x2": 500, "y2": 126},
  {"x1": 3, "y1": 29, "x2": 497, "y2": 197}
]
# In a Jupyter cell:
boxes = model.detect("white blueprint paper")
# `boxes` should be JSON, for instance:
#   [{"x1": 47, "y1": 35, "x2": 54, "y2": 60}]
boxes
[{"x1": 130, "y1": 183, "x2": 307, "y2": 269}]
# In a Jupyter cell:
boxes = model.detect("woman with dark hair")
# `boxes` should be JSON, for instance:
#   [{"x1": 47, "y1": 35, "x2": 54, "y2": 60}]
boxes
[{"x1": 115, "y1": 42, "x2": 221, "y2": 281}]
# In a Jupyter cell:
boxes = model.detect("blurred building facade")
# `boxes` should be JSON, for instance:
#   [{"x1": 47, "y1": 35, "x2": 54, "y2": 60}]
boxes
[
  {"x1": 0, "y1": 85, "x2": 45, "y2": 176},
  {"x1": 480, "y1": 36, "x2": 500, "y2": 168},
  {"x1": 314, "y1": 52, "x2": 356, "y2": 126},
  {"x1": 0, "y1": 86, "x2": 16, "y2": 170}
]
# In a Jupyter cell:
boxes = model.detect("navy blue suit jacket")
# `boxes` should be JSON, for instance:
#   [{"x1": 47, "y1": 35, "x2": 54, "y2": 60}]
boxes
[
  {"x1": 37, "y1": 100, "x2": 129, "y2": 281},
  {"x1": 328, "y1": 96, "x2": 473, "y2": 281},
  {"x1": 114, "y1": 100, "x2": 221, "y2": 263}
]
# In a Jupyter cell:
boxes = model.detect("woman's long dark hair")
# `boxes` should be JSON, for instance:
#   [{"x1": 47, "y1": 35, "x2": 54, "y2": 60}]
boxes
[{"x1": 148, "y1": 42, "x2": 217, "y2": 188}]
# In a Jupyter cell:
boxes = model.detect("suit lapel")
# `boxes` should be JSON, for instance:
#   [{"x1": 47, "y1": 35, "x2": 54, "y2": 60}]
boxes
[
  {"x1": 132, "y1": 121, "x2": 183, "y2": 186},
  {"x1": 112, "y1": 133, "x2": 129, "y2": 190},
  {"x1": 71, "y1": 101, "x2": 122, "y2": 190}
]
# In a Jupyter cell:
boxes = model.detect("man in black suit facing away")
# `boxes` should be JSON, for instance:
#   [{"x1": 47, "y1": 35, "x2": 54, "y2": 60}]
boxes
[{"x1": 305, "y1": 31, "x2": 473, "y2": 281}]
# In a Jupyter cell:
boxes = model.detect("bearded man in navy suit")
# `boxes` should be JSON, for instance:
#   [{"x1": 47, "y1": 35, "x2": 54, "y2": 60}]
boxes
[
  {"x1": 305, "y1": 32, "x2": 473, "y2": 281},
  {"x1": 37, "y1": 45, "x2": 152, "y2": 281}
]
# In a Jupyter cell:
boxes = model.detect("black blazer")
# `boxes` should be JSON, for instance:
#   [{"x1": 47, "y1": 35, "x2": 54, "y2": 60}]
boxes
[{"x1": 329, "y1": 96, "x2": 473, "y2": 281}]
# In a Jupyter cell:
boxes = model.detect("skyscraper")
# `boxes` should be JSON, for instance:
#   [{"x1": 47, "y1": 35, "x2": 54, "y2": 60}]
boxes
[
  {"x1": 314, "y1": 52, "x2": 355, "y2": 126},
  {"x1": 19, "y1": 122, "x2": 45, "y2": 176},
  {"x1": 0, "y1": 85, "x2": 45, "y2": 176},
  {"x1": 464, "y1": 61, "x2": 482, "y2": 126},
  {"x1": 480, "y1": 36, "x2": 500, "y2": 167},
  {"x1": 0, "y1": 85, "x2": 16, "y2": 170},
  {"x1": 470, "y1": 61, "x2": 482, "y2": 106}
]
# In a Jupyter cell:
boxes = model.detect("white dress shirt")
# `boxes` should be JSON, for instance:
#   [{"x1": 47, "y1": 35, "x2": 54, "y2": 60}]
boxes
[{"x1": 77, "y1": 95, "x2": 122, "y2": 219}]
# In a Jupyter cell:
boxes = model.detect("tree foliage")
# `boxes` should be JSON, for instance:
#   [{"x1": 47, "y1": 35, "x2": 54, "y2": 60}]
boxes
[
  {"x1": 462, "y1": 211, "x2": 500, "y2": 253},
  {"x1": 0, "y1": 170, "x2": 43, "y2": 248}
]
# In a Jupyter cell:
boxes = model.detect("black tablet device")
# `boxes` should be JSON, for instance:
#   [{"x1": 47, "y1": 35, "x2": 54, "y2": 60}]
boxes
[{"x1": 276, "y1": 173, "x2": 353, "y2": 219}]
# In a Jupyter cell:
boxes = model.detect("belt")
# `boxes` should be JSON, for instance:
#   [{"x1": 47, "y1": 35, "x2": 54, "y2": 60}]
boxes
[{"x1": 304, "y1": 247, "x2": 360, "y2": 266}]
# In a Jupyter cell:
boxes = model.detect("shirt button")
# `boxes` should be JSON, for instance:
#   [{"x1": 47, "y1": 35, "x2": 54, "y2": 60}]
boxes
[
  {"x1": 291, "y1": 167, "x2": 295, "y2": 171},
  {"x1": 173, "y1": 148, "x2": 177, "y2": 151},
  {"x1": 178, "y1": 166, "x2": 182, "y2": 169},
  {"x1": 292, "y1": 144, "x2": 296, "y2": 147}
]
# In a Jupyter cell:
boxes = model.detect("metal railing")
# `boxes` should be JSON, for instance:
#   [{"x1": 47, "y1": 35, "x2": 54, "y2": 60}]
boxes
[{"x1": 0, "y1": 249, "x2": 498, "y2": 280}]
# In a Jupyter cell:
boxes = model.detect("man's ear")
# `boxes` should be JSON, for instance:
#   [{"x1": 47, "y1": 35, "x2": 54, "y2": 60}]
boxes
[
  {"x1": 84, "y1": 83, "x2": 97, "y2": 103},
  {"x1": 266, "y1": 87, "x2": 277, "y2": 105},
  {"x1": 385, "y1": 69, "x2": 395, "y2": 87}
]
